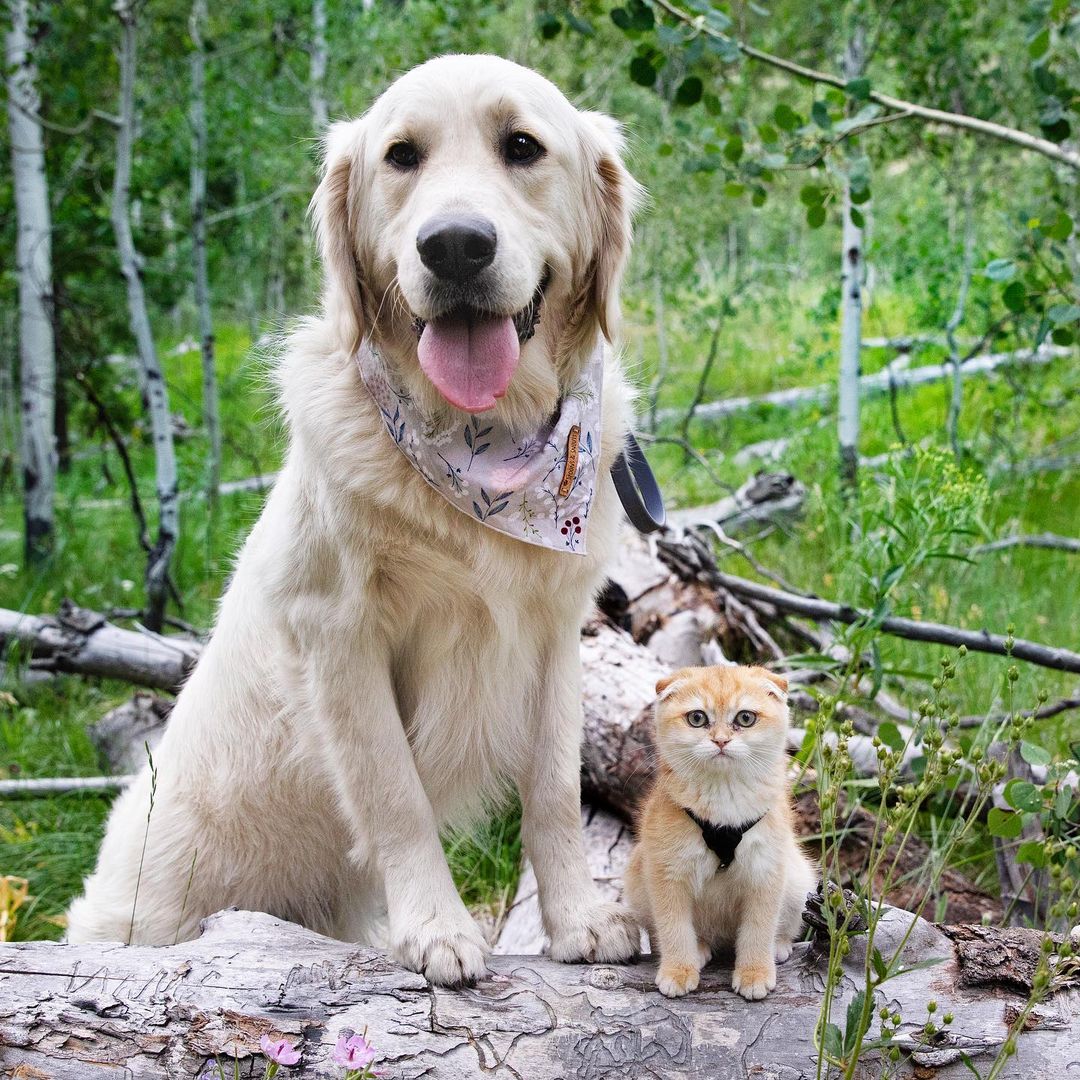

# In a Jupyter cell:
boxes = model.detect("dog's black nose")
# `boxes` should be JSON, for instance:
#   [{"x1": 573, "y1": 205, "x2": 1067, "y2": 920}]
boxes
[{"x1": 416, "y1": 215, "x2": 497, "y2": 282}]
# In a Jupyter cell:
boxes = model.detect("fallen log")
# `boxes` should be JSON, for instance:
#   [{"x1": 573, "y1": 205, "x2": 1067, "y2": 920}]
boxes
[
  {"x1": 656, "y1": 343, "x2": 1071, "y2": 423},
  {"x1": 0, "y1": 601, "x2": 199, "y2": 692},
  {"x1": 2, "y1": 906, "x2": 1075, "y2": 1078}
]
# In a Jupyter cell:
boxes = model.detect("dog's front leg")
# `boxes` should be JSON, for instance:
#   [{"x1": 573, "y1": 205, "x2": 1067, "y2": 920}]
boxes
[
  {"x1": 518, "y1": 635, "x2": 638, "y2": 964},
  {"x1": 309, "y1": 643, "x2": 488, "y2": 986}
]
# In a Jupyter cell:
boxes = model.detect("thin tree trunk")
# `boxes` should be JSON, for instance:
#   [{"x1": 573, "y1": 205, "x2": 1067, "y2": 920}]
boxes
[
  {"x1": 837, "y1": 25, "x2": 866, "y2": 496},
  {"x1": 189, "y1": 0, "x2": 220, "y2": 500},
  {"x1": 112, "y1": 0, "x2": 180, "y2": 633},
  {"x1": 310, "y1": 0, "x2": 328, "y2": 133},
  {"x1": 6, "y1": 0, "x2": 57, "y2": 563}
]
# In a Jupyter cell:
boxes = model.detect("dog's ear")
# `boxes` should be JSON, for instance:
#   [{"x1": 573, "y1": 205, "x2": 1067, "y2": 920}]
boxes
[
  {"x1": 577, "y1": 112, "x2": 644, "y2": 344},
  {"x1": 311, "y1": 118, "x2": 368, "y2": 353}
]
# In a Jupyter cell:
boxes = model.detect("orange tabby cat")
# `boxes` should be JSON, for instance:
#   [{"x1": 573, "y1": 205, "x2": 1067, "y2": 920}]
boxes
[{"x1": 624, "y1": 664, "x2": 816, "y2": 999}]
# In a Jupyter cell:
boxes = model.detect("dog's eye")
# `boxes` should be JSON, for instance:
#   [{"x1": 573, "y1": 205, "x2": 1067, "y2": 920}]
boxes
[
  {"x1": 734, "y1": 710, "x2": 758, "y2": 729},
  {"x1": 686, "y1": 710, "x2": 709, "y2": 728},
  {"x1": 504, "y1": 131, "x2": 544, "y2": 165},
  {"x1": 386, "y1": 141, "x2": 420, "y2": 169}
]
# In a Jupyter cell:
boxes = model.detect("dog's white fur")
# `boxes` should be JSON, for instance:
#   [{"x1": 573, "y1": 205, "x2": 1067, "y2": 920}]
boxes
[{"x1": 67, "y1": 55, "x2": 643, "y2": 985}]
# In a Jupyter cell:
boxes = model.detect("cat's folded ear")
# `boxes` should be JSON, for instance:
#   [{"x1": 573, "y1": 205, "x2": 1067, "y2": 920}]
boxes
[
  {"x1": 655, "y1": 671, "x2": 690, "y2": 697},
  {"x1": 655, "y1": 674, "x2": 675, "y2": 696},
  {"x1": 761, "y1": 670, "x2": 789, "y2": 698}
]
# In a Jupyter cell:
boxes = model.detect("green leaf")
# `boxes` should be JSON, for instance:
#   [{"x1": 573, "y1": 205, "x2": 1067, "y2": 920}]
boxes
[
  {"x1": 751, "y1": 187, "x2": 767, "y2": 207},
  {"x1": 1049, "y1": 211, "x2": 1073, "y2": 240},
  {"x1": 610, "y1": 7, "x2": 631, "y2": 30},
  {"x1": 1052, "y1": 327, "x2": 1074, "y2": 346},
  {"x1": 629, "y1": 56, "x2": 656, "y2": 87},
  {"x1": 811, "y1": 99, "x2": 832, "y2": 129},
  {"x1": 1004, "y1": 778, "x2": 1042, "y2": 813},
  {"x1": 850, "y1": 207, "x2": 865, "y2": 228},
  {"x1": 1020, "y1": 740, "x2": 1052, "y2": 767},
  {"x1": 703, "y1": 92, "x2": 723, "y2": 116},
  {"x1": 1054, "y1": 783, "x2": 1073, "y2": 820},
  {"x1": 845, "y1": 990, "x2": 868, "y2": 1052},
  {"x1": 774, "y1": 103, "x2": 800, "y2": 131},
  {"x1": 675, "y1": 76, "x2": 703, "y2": 107},
  {"x1": 658, "y1": 142, "x2": 673, "y2": 157},
  {"x1": 988, "y1": 807, "x2": 1024, "y2": 839},
  {"x1": 871, "y1": 947, "x2": 888, "y2": 983},
  {"x1": 807, "y1": 203, "x2": 826, "y2": 229},
  {"x1": 984, "y1": 258, "x2": 1017, "y2": 282},
  {"x1": 846, "y1": 76, "x2": 871, "y2": 100},
  {"x1": 723, "y1": 135, "x2": 744, "y2": 163},
  {"x1": 1002, "y1": 280, "x2": 1027, "y2": 313},
  {"x1": 1029, "y1": 28, "x2": 1051, "y2": 59},
  {"x1": 800, "y1": 184, "x2": 824, "y2": 206},
  {"x1": 1048, "y1": 303, "x2": 1080, "y2": 324},
  {"x1": 724, "y1": 181, "x2": 745, "y2": 198},
  {"x1": 822, "y1": 1022, "x2": 844, "y2": 1061},
  {"x1": 879, "y1": 722, "x2": 905, "y2": 752},
  {"x1": 1017, "y1": 840, "x2": 1049, "y2": 868}
]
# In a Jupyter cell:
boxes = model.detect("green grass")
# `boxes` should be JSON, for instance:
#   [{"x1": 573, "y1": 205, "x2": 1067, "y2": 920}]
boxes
[{"x1": 1, "y1": 287, "x2": 1077, "y2": 939}]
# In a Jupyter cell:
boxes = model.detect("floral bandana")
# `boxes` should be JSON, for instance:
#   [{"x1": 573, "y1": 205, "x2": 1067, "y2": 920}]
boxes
[{"x1": 357, "y1": 344, "x2": 603, "y2": 554}]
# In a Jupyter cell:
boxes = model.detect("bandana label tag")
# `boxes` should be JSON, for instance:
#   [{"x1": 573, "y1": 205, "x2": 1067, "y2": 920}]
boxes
[{"x1": 558, "y1": 425, "x2": 581, "y2": 498}]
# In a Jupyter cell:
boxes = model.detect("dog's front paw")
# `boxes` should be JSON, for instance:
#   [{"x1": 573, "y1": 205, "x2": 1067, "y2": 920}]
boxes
[
  {"x1": 548, "y1": 901, "x2": 639, "y2": 964},
  {"x1": 732, "y1": 959, "x2": 776, "y2": 1000},
  {"x1": 656, "y1": 961, "x2": 700, "y2": 998},
  {"x1": 775, "y1": 939, "x2": 793, "y2": 964},
  {"x1": 393, "y1": 911, "x2": 489, "y2": 987}
]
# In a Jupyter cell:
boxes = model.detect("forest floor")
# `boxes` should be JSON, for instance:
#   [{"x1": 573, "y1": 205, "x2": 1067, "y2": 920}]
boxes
[{"x1": 1, "y1": 291, "x2": 1078, "y2": 941}]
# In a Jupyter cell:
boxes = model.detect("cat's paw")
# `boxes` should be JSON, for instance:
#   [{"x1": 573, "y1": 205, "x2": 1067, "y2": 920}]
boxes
[
  {"x1": 732, "y1": 959, "x2": 776, "y2": 1000},
  {"x1": 548, "y1": 901, "x2": 639, "y2": 964},
  {"x1": 775, "y1": 940, "x2": 793, "y2": 964},
  {"x1": 393, "y1": 910, "x2": 489, "y2": 987},
  {"x1": 657, "y1": 962, "x2": 700, "y2": 998}
]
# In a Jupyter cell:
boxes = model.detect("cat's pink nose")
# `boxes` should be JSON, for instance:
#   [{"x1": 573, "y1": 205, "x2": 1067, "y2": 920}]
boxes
[{"x1": 712, "y1": 740, "x2": 729, "y2": 754}]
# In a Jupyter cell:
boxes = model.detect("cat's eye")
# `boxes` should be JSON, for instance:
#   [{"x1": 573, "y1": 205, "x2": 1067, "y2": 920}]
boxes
[
  {"x1": 504, "y1": 131, "x2": 544, "y2": 165},
  {"x1": 686, "y1": 709, "x2": 709, "y2": 728},
  {"x1": 734, "y1": 710, "x2": 758, "y2": 728},
  {"x1": 386, "y1": 141, "x2": 420, "y2": 169}
]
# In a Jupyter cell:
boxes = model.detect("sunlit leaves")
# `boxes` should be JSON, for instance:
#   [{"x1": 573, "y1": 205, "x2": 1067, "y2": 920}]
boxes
[{"x1": 983, "y1": 258, "x2": 1017, "y2": 282}]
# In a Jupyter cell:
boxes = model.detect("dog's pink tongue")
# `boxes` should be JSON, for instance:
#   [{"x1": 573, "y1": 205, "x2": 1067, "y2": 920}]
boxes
[{"x1": 418, "y1": 314, "x2": 520, "y2": 412}]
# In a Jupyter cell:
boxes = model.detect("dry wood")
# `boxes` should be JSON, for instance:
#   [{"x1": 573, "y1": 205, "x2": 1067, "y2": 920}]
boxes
[
  {"x1": 972, "y1": 532, "x2": 1080, "y2": 555},
  {"x1": 657, "y1": 534, "x2": 1080, "y2": 675},
  {"x1": 0, "y1": 601, "x2": 199, "y2": 691},
  {"x1": 655, "y1": 343, "x2": 1071, "y2": 425},
  {"x1": 2, "y1": 905, "x2": 1075, "y2": 1078}
]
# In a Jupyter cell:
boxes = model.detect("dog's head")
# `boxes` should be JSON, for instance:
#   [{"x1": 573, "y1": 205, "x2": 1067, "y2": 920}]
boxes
[{"x1": 312, "y1": 54, "x2": 642, "y2": 423}]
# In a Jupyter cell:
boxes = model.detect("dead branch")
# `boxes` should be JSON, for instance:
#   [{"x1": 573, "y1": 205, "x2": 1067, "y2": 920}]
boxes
[{"x1": 972, "y1": 532, "x2": 1080, "y2": 555}]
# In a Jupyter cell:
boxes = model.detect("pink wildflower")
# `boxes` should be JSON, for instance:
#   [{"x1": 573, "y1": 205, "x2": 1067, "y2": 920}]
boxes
[
  {"x1": 259, "y1": 1033, "x2": 301, "y2": 1066},
  {"x1": 333, "y1": 1033, "x2": 376, "y2": 1070}
]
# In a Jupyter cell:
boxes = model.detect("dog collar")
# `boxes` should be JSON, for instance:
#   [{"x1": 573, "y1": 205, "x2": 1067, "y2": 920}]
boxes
[
  {"x1": 357, "y1": 342, "x2": 603, "y2": 554},
  {"x1": 684, "y1": 808, "x2": 764, "y2": 869}
]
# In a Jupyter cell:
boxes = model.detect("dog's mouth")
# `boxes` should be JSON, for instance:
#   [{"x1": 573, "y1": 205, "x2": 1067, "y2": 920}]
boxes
[{"x1": 411, "y1": 274, "x2": 549, "y2": 413}]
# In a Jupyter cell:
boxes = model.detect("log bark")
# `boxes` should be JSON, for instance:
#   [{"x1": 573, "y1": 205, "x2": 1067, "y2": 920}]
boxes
[
  {"x1": 0, "y1": 601, "x2": 199, "y2": 691},
  {"x1": 6, "y1": 0, "x2": 57, "y2": 563},
  {"x1": 2, "y1": 906, "x2": 1076, "y2": 1078}
]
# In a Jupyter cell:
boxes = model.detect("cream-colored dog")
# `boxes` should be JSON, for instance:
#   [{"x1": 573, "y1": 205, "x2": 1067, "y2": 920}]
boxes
[{"x1": 67, "y1": 55, "x2": 643, "y2": 986}]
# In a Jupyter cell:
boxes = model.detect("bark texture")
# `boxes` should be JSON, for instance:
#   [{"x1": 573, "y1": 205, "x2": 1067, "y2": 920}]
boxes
[
  {"x1": 2, "y1": 907, "x2": 1076, "y2": 1078},
  {"x1": 6, "y1": 0, "x2": 57, "y2": 562}
]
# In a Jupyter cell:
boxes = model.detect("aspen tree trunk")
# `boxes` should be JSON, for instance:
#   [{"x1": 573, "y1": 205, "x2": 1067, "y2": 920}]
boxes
[
  {"x1": 189, "y1": 0, "x2": 220, "y2": 499},
  {"x1": 112, "y1": 0, "x2": 179, "y2": 633},
  {"x1": 837, "y1": 25, "x2": 866, "y2": 495},
  {"x1": 6, "y1": 0, "x2": 57, "y2": 564},
  {"x1": 310, "y1": 0, "x2": 328, "y2": 133}
]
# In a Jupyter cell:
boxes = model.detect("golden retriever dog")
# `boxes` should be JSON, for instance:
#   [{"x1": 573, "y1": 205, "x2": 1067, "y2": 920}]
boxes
[{"x1": 66, "y1": 55, "x2": 643, "y2": 986}]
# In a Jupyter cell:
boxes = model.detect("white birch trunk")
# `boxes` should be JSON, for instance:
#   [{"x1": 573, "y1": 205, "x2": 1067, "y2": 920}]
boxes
[
  {"x1": 189, "y1": 0, "x2": 220, "y2": 498},
  {"x1": 838, "y1": 26, "x2": 866, "y2": 493},
  {"x1": 6, "y1": 0, "x2": 57, "y2": 562},
  {"x1": 112, "y1": 0, "x2": 180, "y2": 632},
  {"x1": 310, "y1": 0, "x2": 328, "y2": 133}
]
